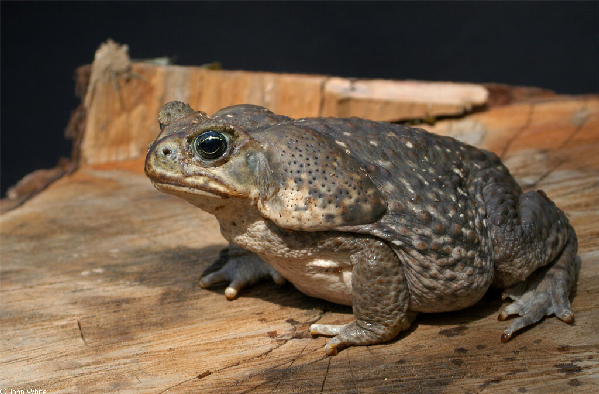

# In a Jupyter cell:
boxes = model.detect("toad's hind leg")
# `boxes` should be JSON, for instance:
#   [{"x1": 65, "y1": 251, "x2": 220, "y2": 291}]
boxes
[
  {"x1": 483, "y1": 173, "x2": 578, "y2": 341},
  {"x1": 498, "y1": 226, "x2": 577, "y2": 341},
  {"x1": 310, "y1": 238, "x2": 414, "y2": 356}
]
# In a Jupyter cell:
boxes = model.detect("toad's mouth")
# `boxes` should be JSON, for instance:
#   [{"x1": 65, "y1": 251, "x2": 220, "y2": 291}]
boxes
[
  {"x1": 148, "y1": 174, "x2": 238, "y2": 199},
  {"x1": 151, "y1": 181, "x2": 223, "y2": 198}
]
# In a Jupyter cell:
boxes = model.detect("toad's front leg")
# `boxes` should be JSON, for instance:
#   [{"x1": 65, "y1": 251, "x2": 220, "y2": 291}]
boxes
[
  {"x1": 310, "y1": 238, "x2": 414, "y2": 355},
  {"x1": 200, "y1": 243, "x2": 286, "y2": 299}
]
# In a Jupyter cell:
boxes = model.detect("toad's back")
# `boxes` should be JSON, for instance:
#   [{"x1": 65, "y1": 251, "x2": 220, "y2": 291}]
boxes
[{"x1": 250, "y1": 117, "x2": 508, "y2": 312}]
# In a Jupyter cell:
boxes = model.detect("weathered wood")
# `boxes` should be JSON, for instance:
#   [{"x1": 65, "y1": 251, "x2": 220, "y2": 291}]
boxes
[
  {"x1": 78, "y1": 40, "x2": 490, "y2": 166},
  {"x1": 321, "y1": 77, "x2": 488, "y2": 121},
  {"x1": 1, "y1": 45, "x2": 598, "y2": 393},
  {"x1": 81, "y1": 66, "x2": 489, "y2": 166}
]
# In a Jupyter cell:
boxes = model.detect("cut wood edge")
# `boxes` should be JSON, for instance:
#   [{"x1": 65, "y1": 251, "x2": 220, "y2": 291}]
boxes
[{"x1": 321, "y1": 77, "x2": 489, "y2": 121}]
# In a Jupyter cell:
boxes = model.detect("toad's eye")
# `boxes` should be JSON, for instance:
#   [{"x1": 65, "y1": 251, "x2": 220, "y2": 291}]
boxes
[{"x1": 193, "y1": 131, "x2": 228, "y2": 160}]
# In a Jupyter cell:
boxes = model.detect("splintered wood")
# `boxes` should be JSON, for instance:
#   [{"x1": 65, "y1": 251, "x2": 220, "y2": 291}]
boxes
[
  {"x1": 81, "y1": 66, "x2": 488, "y2": 165},
  {"x1": 1, "y1": 43, "x2": 598, "y2": 393}
]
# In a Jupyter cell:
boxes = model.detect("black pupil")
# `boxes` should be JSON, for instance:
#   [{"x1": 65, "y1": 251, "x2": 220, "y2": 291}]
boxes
[{"x1": 195, "y1": 131, "x2": 227, "y2": 159}]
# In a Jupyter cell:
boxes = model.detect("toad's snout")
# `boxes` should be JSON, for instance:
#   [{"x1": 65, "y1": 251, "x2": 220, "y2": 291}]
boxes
[{"x1": 144, "y1": 137, "x2": 186, "y2": 180}]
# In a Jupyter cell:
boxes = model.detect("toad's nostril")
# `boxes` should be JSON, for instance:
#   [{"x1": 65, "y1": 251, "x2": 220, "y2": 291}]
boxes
[{"x1": 162, "y1": 147, "x2": 172, "y2": 156}]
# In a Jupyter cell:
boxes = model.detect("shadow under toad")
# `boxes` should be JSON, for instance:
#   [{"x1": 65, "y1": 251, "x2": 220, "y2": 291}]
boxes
[
  {"x1": 140, "y1": 244, "x2": 583, "y2": 343},
  {"x1": 194, "y1": 245, "x2": 509, "y2": 327}
]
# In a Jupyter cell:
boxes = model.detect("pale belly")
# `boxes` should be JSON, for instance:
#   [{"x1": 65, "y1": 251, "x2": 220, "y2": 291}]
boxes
[{"x1": 262, "y1": 255, "x2": 354, "y2": 306}]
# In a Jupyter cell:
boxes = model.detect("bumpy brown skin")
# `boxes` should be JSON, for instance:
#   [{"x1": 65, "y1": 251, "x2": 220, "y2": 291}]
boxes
[{"x1": 145, "y1": 102, "x2": 578, "y2": 356}]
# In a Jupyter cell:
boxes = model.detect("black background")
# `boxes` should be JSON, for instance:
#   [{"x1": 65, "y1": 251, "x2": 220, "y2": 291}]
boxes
[{"x1": 1, "y1": 1, "x2": 598, "y2": 196}]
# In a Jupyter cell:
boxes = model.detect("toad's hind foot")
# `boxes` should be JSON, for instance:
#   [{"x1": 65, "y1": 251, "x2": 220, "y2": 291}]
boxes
[
  {"x1": 498, "y1": 228, "x2": 578, "y2": 342},
  {"x1": 310, "y1": 321, "x2": 404, "y2": 356},
  {"x1": 310, "y1": 311, "x2": 416, "y2": 356},
  {"x1": 309, "y1": 237, "x2": 416, "y2": 356}
]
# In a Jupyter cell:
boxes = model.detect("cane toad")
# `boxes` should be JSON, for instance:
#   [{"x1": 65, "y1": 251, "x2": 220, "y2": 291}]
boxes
[{"x1": 145, "y1": 101, "x2": 578, "y2": 355}]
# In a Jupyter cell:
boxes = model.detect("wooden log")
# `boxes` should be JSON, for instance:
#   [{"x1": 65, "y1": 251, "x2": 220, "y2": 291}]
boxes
[
  {"x1": 79, "y1": 40, "x2": 490, "y2": 166},
  {"x1": 1, "y1": 41, "x2": 597, "y2": 393}
]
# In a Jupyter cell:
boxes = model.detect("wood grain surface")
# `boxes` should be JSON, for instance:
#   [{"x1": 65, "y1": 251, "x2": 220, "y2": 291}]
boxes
[{"x1": 1, "y1": 47, "x2": 597, "y2": 393}]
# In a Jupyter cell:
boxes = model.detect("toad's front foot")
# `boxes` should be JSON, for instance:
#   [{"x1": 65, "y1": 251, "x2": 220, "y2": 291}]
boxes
[
  {"x1": 199, "y1": 245, "x2": 285, "y2": 300},
  {"x1": 498, "y1": 231, "x2": 578, "y2": 342}
]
